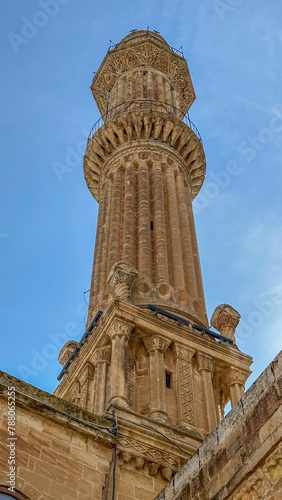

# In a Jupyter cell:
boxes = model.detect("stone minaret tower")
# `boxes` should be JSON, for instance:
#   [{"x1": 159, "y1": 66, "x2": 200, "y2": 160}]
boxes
[
  {"x1": 84, "y1": 30, "x2": 207, "y2": 328},
  {"x1": 55, "y1": 31, "x2": 252, "y2": 493}
]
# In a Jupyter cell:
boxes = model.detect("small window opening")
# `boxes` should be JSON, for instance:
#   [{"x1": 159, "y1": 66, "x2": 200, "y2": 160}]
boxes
[
  {"x1": 166, "y1": 372, "x2": 172, "y2": 389},
  {"x1": 150, "y1": 221, "x2": 154, "y2": 230}
]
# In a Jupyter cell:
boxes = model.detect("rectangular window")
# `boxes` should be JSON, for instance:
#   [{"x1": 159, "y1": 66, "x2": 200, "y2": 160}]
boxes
[{"x1": 166, "y1": 372, "x2": 172, "y2": 389}]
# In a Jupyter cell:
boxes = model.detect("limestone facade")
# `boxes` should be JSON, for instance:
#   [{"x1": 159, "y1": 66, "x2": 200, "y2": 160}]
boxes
[{"x1": 156, "y1": 351, "x2": 282, "y2": 500}]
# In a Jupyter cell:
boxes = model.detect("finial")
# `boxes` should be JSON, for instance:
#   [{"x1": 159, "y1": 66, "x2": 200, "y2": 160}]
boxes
[{"x1": 210, "y1": 303, "x2": 241, "y2": 344}]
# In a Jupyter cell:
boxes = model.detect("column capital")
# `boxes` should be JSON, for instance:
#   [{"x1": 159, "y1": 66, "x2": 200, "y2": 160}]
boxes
[
  {"x1": 107, "y1": 261, "x2": 138, "y2": 300},
  {"x1": 225, "y1": 366, "x2": 249, "y2": 387},
  {"x1": 93, "y1": 347, "x2": 111, "y2": 365},
  {"x1": 108, "y1": 318, "x2": 135, "y2": 339},
  {"x1": 172, "y1": 344, "x2": 195, "y2": 362},
  {"x1": 80, "y1": 362, "x2": 94, "y2": 383},
  {"x1": 211, "y1": 303, "x2": 241, "y2": 343},
  {"x1": 143, "y1": 336, "x2": 170, "y2": 354},
  {"x1": 197, "y1": 353, "x2": 214, "y2": 373}
]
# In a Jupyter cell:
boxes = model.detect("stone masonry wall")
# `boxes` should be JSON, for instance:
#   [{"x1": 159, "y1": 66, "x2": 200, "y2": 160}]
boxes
[
  {"x1": 0, "y1": 372, "x2": 114, "y2": 500},
  {"x1": 0, "y1": 372, "x2": 169, "y2": 500},
  {"x1": 155, "y1": 350, "x2": 282, "y2": 500}
]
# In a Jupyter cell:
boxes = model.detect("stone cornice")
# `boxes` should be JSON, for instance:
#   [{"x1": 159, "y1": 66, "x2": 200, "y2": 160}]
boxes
[
  {"x1": 0, "y1": 371, "x2": 115, "y2": 445},
  {"x1": 84, "y1": 112, "x2": 205, "y2": 201}
]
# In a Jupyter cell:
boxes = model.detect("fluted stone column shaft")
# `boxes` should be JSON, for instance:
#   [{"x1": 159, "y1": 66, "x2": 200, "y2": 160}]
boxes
[
  {"x1": 156, "y1": 74, "x2": 164, "y2": 103},
  {"x1": 229, "y1": 383, "x2": 244, "y2": 407},
  {"x1": 98, "y1": 176, "x2": 112, "y2": 303},
  {"x1": 185, "y1": 184, "x2": 207, "y2": 313},
  {"x1": 144, "y1": 337, "x2": 170, "y2": 421},
  {"x1": 123, "y1": 165, "x2": 135, "y2": 266},
  {"x1": 198, "y1": 354, "x2": 217, "y2": 432},
  {"x1": 79, "y1": 363, "x2": 94, "y2": 411},
  {"x1": 165, "y1": 166, "x2": 185, "y2": 290},
  {"x1": 92, "y1": 348, "x2": 110, "y2": 415},
  {"x1": 87, "y1": 178, "x2": 108, "y2": 321},
  {"x1": 226, "y1": 367, "x2": 247, "y2": 408},
  {"x1": 175, "y1": 173, "x2": 198, "y2": 301},
  {"x1": 126, "y1": 73, "x2": 133, "y2": 102},
  {"x1": 117, "y1": 76, "x2": 125, "y2": 106},
  {"x1": 152, "y1": 162, "x2": 169, "y2": 284},
  {"x1": 107, "y1": 168, "x2": 123, "y2": 273},
  {"x1": 147, "y1": 71, "x2": 154, "y2": 100},
  {"x1": 138, "y1": 161, "x2": 152, "y2": 282},
  {"x1": 164, "y1": 80, "x2": 172, "y2": 105},
  {"x1": 135, "y1": 70, "x2": 143, "y2": 100},
  {"x1": 109, "y1": 319, "x2": 134, "y2": 406}
]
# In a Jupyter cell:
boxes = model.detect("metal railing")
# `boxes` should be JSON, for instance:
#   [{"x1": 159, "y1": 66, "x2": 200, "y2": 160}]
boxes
[
  {"x1": 108, "y1": 31, "x2": 184, "y2": 57},
  {"x1": 87, "y1": 99, "x2": 202, "y2": 144}
]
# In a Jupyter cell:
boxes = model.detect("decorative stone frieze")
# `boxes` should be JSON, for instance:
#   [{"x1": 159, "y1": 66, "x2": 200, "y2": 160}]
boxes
[
  {"x1": 91, "y1": 31, "x2": 195, "y2": 117},
  {"x1": 211, "y1": 303, "x2": 241, "y2": 343},
  {"x1": 117, "y1": 432, "x2": 180, "y2": 474},
  {"x1": 107, "y1": 261, "x2": 138, "y2": 300}
]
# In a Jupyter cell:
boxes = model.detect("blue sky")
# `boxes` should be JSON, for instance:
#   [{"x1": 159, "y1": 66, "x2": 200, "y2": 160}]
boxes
[{"x1": 1, "y1": 0, "x2": 281, "y2": 395}]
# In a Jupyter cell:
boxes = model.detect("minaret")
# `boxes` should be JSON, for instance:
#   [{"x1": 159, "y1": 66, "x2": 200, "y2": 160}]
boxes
[
  {"x1": 55, "y1": 31, "x2": 252, "y2": 493},
  {"x1": 84, "y1": 30, "x2": 207, "y2": 328}
]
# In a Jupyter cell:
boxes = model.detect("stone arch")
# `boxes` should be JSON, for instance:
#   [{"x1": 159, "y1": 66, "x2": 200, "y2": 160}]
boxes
[{"x1": 0, "y1": 483, "x2": 39, "y2": 500}]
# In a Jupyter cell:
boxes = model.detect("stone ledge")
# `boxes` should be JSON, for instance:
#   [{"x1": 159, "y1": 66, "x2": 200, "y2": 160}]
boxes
[{"x1": 0, "y1": 370, "x2": 115, "y2": 445}]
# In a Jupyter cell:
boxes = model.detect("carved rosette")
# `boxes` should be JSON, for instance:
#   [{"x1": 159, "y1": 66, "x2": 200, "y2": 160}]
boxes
[
  {"x1": 107, "y1": 261, "x2": 138, "y2": 300},
  {"x1": 211, "y1": 304, "x2": 241, "y2": 343}
]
